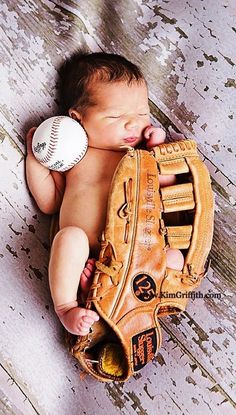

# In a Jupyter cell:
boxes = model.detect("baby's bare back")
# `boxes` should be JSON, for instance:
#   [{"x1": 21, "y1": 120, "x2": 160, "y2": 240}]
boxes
[{"x1": 59, "y1": 147, "x2": 125, "y2": 256}]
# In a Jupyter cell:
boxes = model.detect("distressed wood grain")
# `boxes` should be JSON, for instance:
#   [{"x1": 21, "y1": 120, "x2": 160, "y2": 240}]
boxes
[
  {"x1": 1, "y1": 131, "x2": 235, "y2": 414},
  {"x1": 0, "y1": 364, "x2": 38, "y2": 415},
  {"x1": 0, "y1": 1, "x2": 235, "y2": 414},
  {"x1": 57, "y1": 0, "x2": 236, "y2": 187}
]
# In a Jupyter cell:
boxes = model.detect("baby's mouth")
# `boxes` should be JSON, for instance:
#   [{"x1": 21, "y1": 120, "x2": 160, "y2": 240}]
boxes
[{"x1": 123, "y1": 136, "x2": 139, "y2": 144}]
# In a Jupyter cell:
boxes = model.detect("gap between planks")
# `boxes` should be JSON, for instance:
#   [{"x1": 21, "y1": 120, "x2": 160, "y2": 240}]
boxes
[{"x1": 159, "y1": 318, "x2": 236, "y2": 409}]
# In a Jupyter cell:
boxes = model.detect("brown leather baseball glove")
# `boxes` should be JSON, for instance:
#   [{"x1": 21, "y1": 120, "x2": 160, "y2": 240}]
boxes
[{"x1": 66, "y1": 139, "x2": 214, "y2": 382}]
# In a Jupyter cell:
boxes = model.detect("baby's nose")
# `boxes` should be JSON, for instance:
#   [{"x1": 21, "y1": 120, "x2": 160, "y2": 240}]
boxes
[{"x1": 125, "y1": 117, "x2": 138, "y2": 130}]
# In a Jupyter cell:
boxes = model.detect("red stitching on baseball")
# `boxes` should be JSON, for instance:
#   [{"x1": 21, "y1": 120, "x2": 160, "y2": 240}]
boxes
[
  {"x1": 39, "y1": 116, "x2": 63, "y2": 164},
  {"x1": 37, "y1": 116, "x2": 87, "y2": 168}
]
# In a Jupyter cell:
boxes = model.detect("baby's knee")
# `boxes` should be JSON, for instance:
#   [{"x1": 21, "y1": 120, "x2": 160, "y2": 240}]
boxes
[
  {"x1": 52, "y1": 226, "x2": 89, "y2": 252},
  {"x1": 166, "y1": 248, "x2": 184, "y2": 271}
]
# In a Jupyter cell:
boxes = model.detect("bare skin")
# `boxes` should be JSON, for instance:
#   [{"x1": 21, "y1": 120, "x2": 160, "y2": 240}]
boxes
[{"x1": 26, "y1": 80, "x2": 184, "y2": 336}]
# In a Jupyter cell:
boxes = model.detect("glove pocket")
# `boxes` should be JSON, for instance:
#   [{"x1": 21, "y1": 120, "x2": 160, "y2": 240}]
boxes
[{"x1": 95, "y1": 307, "x2": 162, "y2": 381}]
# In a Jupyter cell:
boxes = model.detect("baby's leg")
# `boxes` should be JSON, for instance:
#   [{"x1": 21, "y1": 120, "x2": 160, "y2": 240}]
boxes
[
  {"x1": 166, "y1": 248, "x2": 184, "y2": 271},
  {"x1": 80, "y1": 258, "x2": 96, "y2": 302},
  {"x1": 49, "y1": 226, "x2": 99, "y2": 335}
]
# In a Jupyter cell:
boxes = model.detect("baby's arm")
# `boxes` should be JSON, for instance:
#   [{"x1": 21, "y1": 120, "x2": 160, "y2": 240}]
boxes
[
  {"x1": 26, "y1": 128, "x2": 65, "y2": 214},
  {"x1": 144, "y1": 126, "x2": 184, "y2": 270},
  {"x1": 144, "y1": 126, "x2": 176, "y2": 187},
  {"x1": 144, "y1": 125, "x2": 166, "y2": 148}
]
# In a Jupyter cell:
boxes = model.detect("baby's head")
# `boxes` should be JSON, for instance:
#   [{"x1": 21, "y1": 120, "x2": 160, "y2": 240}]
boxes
[
  {"x1": 61, "y1": 52, "x2": 151, "y2": 150},
  {"x1": 61, "y1": 52, "x2": 146, "y2": 114}
]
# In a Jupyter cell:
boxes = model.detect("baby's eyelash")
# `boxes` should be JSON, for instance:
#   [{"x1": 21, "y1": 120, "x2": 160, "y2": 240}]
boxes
[{"x1": 106, "y1": 113, "x2": 149, "y2": 119}]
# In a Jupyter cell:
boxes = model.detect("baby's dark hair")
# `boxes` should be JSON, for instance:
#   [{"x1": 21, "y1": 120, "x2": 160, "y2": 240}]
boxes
[{"x1": 60, "y1": 52, "x2": 146, "y2": 114}]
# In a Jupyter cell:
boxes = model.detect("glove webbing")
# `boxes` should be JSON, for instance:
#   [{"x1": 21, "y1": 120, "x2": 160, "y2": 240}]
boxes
[{"x1": 153, "y1": 140, "x2": 214, "y2": 276}]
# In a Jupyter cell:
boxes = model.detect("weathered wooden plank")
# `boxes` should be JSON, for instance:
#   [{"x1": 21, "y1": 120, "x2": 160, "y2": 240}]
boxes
[
  {"x1": 210, "y1": 179, "x2": 236, "y2": 285},
  {"x1": 0, "y1": 364, "x2": 38, "y2": 415},
  {"x1": 1, "y1": 212, "x2": 235, "y2": 415},
  {"x1": 0, "y1": 0, "x2": 99, "y2": 152},
  {"x1": 162, "y1": 269, "x2": 236, "y2": 401},
  {"x1": 1, "y1": 0, "x2": 236, "y2": 190},
  {"x1": 1, "y1": 0, "x2": 235, "y2": 289},
  {"x1": 1, "y1": 99, "x2": 235, "y2": 415},
  {"x1": 1, "y1": 1, "x2": 236, "y2": 414},
  {"x1": 58, "y1": 0, "x2": 236, "y2": 186}
]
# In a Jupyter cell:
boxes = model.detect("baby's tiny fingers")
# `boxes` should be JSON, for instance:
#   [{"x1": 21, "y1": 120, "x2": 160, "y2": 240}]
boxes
[
  {"x1": 87, "y1": 258, "x2": 96, "y2": 265},
  {"x1": 26, "y1": 127, "x2": 37, "y2": 154},
  {"x1": 82, "y1": 268, "x2": 90, "y2": 279},
  {"x1": 143, "y1": 125, "x2": 153, "y2": 138},
  {"x1": 86, "y1": 263, "x2": 94, "y2": 273},
  {"x1": 26, "y1": 127, "x2": 37, "y2": 141},
  {"x1": 155, "y1": 127, "x2": 166, "y2": 140}
]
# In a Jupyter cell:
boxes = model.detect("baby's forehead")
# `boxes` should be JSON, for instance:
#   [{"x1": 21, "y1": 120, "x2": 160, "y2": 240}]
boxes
[
  {"x1": 89, "y1": 76, "x2": 147, "y2": 92},
  {"x1": 88, "y1": 80, "x2": 149, "y2": 113},
  {"x1": 89, "y1": 79, "x2": 148, "y2": 100}
]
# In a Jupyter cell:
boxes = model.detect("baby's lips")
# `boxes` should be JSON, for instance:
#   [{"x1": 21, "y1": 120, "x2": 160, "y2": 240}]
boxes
[{"x1": 124, "y1": 137, "x2": 139, "y2": 144}]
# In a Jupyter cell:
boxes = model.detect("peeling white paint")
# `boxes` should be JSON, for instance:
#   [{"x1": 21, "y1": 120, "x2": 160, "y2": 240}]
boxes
[
  {"x1": 229, "y1": 196, "x2": 235, "y2": 205},
  {"x1": 155, "y1": 40, "x2": 173, "y2": 65},
  {"x1": 0, "y1": 4, "x2": 19, "y2": 30},
  {"x1": 139, "y1": 43, "x2": 149, "y2": 52},
  {"x1": 1, "y1": 1, "x2": 236, "y2": 414},
  {"x1": 18, "y1": 1, "x2": 39, "y2": 14},
  {"x1": 134, "y1": 0, "x2": 236, "y2": 184},
  {"x1": 136, "y1": 4, "x2": 153, "y2": 25}
]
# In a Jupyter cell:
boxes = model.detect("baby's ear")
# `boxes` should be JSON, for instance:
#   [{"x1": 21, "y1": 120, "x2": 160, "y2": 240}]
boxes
[{"x1": 69, "y1": 108, "x2": 81, "y2": 121}]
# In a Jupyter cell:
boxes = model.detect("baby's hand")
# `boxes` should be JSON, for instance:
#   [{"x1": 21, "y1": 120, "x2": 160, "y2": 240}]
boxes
[
  {"x1": 25, "y1": 127, "x2": 53, "y2": 177},
  {"x1": 26, "y1": 127, "x2": 51, "y2": 172},
  {"x1": 144, "y1": 126, "x2": 166, "y2": 148},
  {"x1": 26, "y1": 127, "x2": 37, "y2": 156},
  {"x1": 144, "y1": 126, "x2": 177, "y2": 187}
]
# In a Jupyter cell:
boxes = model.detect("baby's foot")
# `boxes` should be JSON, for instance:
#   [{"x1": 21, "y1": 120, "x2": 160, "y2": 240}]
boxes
[
  {"x1": 55, "y1": 301, "x2": 99, "y2": 335},
  {"x1": 80, "y1": 258, "x2": 96, "y2": 298}
]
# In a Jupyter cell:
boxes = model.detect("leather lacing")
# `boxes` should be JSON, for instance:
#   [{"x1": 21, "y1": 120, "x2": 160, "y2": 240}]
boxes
[
  {"x1": 158, "y1": 140, "x2": 196, "y2": 155},
  {"x1": 180, "y1": 262, "x2": 210, "y2": 285},
  {"x1": 118, "y1": 178, "x2": 133, "y2": 243},
  {"x1": 95, "y1": 260, "x2": 123, "y2": 282},
  {"x1": 159, "y1": 219, "x2": 170, "y2": 249},
  {"x1": 86, "y1": 259, "x2": 123, "y2": 303},
  {"x1": 87, "y1": 178, "x2": 132, "y2": 303}
]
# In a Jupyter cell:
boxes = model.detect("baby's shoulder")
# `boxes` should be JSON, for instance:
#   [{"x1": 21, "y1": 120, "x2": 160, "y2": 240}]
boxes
[{"x1": 66, "y1": 148, "x2": 122, "y2": 184}]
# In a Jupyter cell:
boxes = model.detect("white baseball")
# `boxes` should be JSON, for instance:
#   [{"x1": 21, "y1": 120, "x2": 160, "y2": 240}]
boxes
[{"x1": 32, "y1": 116, "x2": 88, "y2": 172}]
